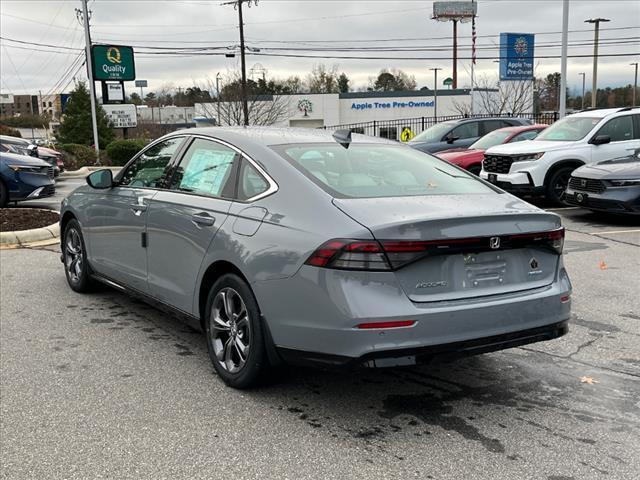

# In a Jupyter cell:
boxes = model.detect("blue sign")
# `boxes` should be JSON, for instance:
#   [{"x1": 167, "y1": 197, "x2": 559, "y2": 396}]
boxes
[{"x1": 500, "y1": 33, "x2": 535, "y2": 81}]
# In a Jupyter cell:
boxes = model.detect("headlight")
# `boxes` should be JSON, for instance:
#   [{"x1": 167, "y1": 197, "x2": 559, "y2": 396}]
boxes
[
  {"x1": 607, "y1": 179, "x2": 640, "y2": 187},
  {"x1": 8, "y1": 165, "x2": 44, "y2": 173},
  {"x1": 512, "y1": 152, "x2": 545, "y2": 162}
]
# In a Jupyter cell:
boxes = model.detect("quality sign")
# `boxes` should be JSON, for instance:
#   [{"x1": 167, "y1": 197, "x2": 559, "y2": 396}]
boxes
[
  {"x1": 499, "y1": 33, "x2": 535, "y2": 81},
  {"x1": 92, "y1": 45, "x2": 136, "y2": 81}
]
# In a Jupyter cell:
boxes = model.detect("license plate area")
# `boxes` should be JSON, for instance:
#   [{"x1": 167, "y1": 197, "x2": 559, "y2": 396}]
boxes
[
  {"x1": 464, "y1": 252, "x2": 507, "y2": 288},
  {"x1": 488, "y1": 173, "x2": 498, "y2": 184}
]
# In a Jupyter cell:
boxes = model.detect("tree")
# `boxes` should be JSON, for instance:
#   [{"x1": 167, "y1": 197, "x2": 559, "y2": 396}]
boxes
[
  {"x1": 372, "y1": 69, "x2": 417, "y2": 92},
  {"x1": 56, "y1": 82, "x2": 114, "y2": 146},
  {"x1": 144, "y1": 92, "x2": 157, "y2": 107},
  {"x1": 306, "y1": 64, "x2": 340, "y2": 93},
  {"x1": 337, "y1": 73, "x2": 350, "y2": 93},
  {"x1": 452, "y1": 74, "x2": 534, "y2": 116},
  {"x1": 128, "y1": 92, "x2": 143, "y2": 105}
]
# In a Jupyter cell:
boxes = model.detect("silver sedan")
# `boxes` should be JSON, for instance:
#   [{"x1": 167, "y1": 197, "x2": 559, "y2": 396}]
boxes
[{"x1": 60, "y1": 127, "x2": 572, "y2": 388}]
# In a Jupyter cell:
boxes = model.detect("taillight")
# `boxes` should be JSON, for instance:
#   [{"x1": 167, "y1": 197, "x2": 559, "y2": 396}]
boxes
[{"x1": 305, "y1": 228, "x2": 565, "y2": 271}]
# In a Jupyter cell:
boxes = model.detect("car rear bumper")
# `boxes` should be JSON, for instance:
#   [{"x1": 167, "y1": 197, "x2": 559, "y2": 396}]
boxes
[
  {"x1": 254, "y1": 263, "x2": 572, "y2": 365},
  {"x1": 565, "y1": 188, "x2": 640, "y2": 215}
]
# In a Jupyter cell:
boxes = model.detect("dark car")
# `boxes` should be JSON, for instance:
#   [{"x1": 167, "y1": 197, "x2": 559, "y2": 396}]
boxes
[
  {"x1": 565, "y1": 152, "x2": 640, "y2": 215},
  {"x1": 0, "y1": 135, "x2": 64, "y2": 177},
  {"x1": 0, "y1": 151, "x2": 56, "y2": 207},
  {"x1": 408, "y1": 117, "x2": 532, "y2": 154}
]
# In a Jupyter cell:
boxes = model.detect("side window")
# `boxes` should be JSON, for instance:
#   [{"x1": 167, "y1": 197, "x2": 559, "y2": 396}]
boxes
[
  {"x1": 509, "y1": 130, "x2": 540, "y2": 142},
  {"x1": 237, "y1": 159, "x2": 270, "y2": 201},
  {"x1": 596, "y1": 116, "x2": 634, "y2": 142},
  {"x1": 482, "y1": 120, "x2": 503, "y2": 134},
  {"x1": 170, "y1": 138, "x2": 237, "y2": 198},
  {"x1": 119, "y1": 137, "x2": 183, "y2": 188},
  {"x1": 450, "y1": 121, "x2": 479, "y2": 140}
]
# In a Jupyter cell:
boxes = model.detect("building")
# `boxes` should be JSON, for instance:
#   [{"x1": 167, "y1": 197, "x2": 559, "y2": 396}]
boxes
[
  {"x1": 0, "y1": 94, "x2": 40, "y2": 117},
  {"x1": 135, "y1": 105, "x2": 195, "y2": 125},
  {"x1": 194, "y1": 88, "x2": 515, "y2": 140}
]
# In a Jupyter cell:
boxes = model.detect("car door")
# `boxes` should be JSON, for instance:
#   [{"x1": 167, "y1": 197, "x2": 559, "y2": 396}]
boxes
[
  {"x1": 89, "y1": 137, "x2": 185, "y2": 292},
  {"x1": 590, "y1": 114, "x2": 640, "y2": 163},
  {"x1": 145, "y1": 137, "x2": 239, "y2": 313},
  {"x1": 446, "y1": 121, "x2": 481, "y2": 149}
]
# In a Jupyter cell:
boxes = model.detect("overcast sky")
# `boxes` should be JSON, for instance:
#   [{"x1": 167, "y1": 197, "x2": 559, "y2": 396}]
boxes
[{"x1": 1, "y1": 0, "x2": 638, "y2": 97}]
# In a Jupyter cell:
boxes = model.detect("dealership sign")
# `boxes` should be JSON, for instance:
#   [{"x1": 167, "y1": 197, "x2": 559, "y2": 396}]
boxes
[
  {"x1": 92, "y1": 45, "x2": 136, "y2": 81},
  {"x1": 500, "y1": 33, "x2": 535, "y2": 81},
  {"x1": 351, "y1": 100, "x2": 434, "y2": 111},
  {"x1": 103, "y1": 104, "x2": 137, "y2": 128}
]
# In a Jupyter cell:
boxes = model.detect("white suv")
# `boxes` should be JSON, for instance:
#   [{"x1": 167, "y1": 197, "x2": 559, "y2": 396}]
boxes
[{"x1": 480, "y1": 108, "x2": 640, "y2": 204}]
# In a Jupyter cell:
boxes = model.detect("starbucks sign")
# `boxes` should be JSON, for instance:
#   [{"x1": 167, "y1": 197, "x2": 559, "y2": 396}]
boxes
[{"x1": 92, "y1": 45, "x2": 136, "y2": 81}]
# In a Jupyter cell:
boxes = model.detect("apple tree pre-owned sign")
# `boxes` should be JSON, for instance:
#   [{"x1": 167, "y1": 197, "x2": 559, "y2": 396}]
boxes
[{"x1": 92, "y1": 45, "x2": 136, "y2": 81}]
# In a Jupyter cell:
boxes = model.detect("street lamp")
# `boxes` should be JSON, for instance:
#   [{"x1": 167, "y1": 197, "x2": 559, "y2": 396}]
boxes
[
  {"x1": 585, "y1": 18, "x2": 610, "y2": 108},
  {"x1": 631, "y1": 62, "x2": 639, "y2": 107},
  {"x1": 430, "y1": 68, "x2": 442, "y2": 120},
  {"x1": 578, "y1": 72, "x2": 586, "y2": 110}
]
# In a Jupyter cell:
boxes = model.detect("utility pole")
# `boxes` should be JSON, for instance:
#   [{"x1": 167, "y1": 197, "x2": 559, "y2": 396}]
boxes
[
  {"x1": 77, "y1": 0, "x2": 100, "y2": 163},
  {"x1": 430, "y1": 68, "x2": 442, "y2": 120},
  {"x1": 222, "y1": 0, "x2": 258, "y2": 126},
  {"x1": 559, "y1": 0, "x2": 569, "y2": 118},
  {"x1": 585, "y1": 17, "x2": 610, "y2": 108},
  {"x1": 578, "y1": 72, "x2": 586, "y2": 109},
  {"x1": 631, "y1": 62, "x2": 639, "y2": 107}
]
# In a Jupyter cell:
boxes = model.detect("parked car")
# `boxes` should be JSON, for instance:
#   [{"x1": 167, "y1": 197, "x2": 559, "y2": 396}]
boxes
[
  {"x1": 60, "y1": 127, "x2": 571, "y2": 388},
  {"x1": 0, "y1": 151, "x2": 56, "y2": 207},
  {"x1": 408, "y1": 117, "x2": 532, "y2": 154},
  {"x1": 480, "y1": 107, "x2": 640, "y2": 204},
  {"x1": 437, "y1": 124, "x2": 547, "y2": 175},
  {"x1": 0, "y1": 135, "x2": 64, "y2": 176},
  {"x1": 565, "y1": 151, "x2": 640, "y2": 215}
]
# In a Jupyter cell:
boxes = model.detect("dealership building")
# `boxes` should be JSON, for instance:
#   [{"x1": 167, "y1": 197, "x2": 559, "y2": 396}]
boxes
[{"x1": 194, "y1": 88, "x2": 514, "y2": 139}]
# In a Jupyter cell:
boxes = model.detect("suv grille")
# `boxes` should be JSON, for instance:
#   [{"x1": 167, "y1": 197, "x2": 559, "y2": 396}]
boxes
[
  {"x1": 483, "y1": 155, "x2": 513, "y2": 174},
  {"x1": 46, "y1": 166, "x2": 54, "y2": 179},
  {"x1": 568, "y1": 176, "x2": 605, "y2": 194}
]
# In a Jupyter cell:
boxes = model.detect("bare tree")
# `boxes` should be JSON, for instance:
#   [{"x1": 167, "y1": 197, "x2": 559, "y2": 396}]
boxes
[
  {"x1": 453, "y1": 74, "x2": 534, "y2": 116},
  {"x1": 197, "y1": 72, "x2": 291, "y2": 126},
  {"x1": 306, "y1": 64, "x2": 340, "y2": 93}
]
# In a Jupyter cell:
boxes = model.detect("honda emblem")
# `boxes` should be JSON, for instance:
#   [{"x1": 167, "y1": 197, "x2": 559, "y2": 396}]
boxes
[{"x1": 489, "y1": 237, "x2": 501, "y2": 249}]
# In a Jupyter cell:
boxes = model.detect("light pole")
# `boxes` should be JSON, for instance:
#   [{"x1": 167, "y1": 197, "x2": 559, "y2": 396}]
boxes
[
  {"x1": 216, "y1": 72, "x2": 222, "y2": 126},
  {"x1": 559, "y1": 0, "x2": 569, "y2": 118},
  {"x1": 631, "y1": 62, "x2": 638, "y2": 107},
  {"x1": 585, "y1": 18, "x2": 610, "y2": 108},
  {"x1": 430, "y1": 68, "x2": 442, "y2": 121},
  {"x1": 78, "y1": 0, "x2": 100, "y2": 163},
  {"x1": 578, "y1": 72, "x2": 586, "y2": 110}
]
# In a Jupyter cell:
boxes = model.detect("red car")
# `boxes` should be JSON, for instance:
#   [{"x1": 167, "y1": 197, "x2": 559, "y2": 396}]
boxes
[{"x1": 437, "y1": 124, "x2": 547, "y2": 175}]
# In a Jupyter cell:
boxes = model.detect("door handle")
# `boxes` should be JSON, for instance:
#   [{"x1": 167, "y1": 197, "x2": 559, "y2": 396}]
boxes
[
  {"x1": 130, "y1": 203, "x2": 147, "y2": 215},
  {"x1": 191, "y1": 213, "x2": 215, "y2": 227}
]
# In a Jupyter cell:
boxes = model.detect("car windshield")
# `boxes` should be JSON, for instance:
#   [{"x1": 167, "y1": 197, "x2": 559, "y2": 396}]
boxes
[
  {"x1": 469, "y1": 130, "x2": 512, "y2": 150},
  {"x1": 536, "y1": 116, "x2": 600, "y2": 141},
  {"x1": 410, "y1": 122, "x2": 456, "y2": 143},
  {"x1": 273, "y1": 143, "x2": 495, "y2": 198}
]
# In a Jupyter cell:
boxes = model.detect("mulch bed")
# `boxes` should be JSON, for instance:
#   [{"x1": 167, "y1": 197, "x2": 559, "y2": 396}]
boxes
[{"x1": 0, "y1": 209, "x2": 59, "y2": 232}]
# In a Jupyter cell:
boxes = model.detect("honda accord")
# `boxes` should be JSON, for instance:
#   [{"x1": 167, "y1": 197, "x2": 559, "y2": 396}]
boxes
[{"x1": 60, "y1": 127, "x2": 571, "y2": 388}]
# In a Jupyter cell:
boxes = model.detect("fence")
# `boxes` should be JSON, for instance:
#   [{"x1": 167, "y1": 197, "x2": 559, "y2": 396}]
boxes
[{"x1": 322, "y1": 112, "x2": 559, "y2": 141}]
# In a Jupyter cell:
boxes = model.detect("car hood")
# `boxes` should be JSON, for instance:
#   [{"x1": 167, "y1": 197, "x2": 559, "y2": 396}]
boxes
[
  {"x1": 38, "y1": 146, "x2": 61, "y2": 156},
  {"x1": 572, "y1": 160, "x2": 640, "y2": 180},
  {"x1": 1, "y1": 151, "x2": 50, "y2": 167},
  {"x1": 486, "y1": 140, "x2": 574, "y2": 155},
  {"x1": 437, "y1": 147, "x2": 468, "y2": 155},
  {"x1": 437, "y1": 149, "x2": 484, "y2": 163}
]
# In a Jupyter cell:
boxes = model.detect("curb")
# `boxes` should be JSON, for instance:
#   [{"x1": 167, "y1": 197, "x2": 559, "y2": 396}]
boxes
[{"x1": 0, "y1": 211, "x2": 60, "y2": 248}]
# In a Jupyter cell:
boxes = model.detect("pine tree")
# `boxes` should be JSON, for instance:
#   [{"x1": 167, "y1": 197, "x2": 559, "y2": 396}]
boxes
[{"x1": 56, "y1": 82, "x2": 114, "y2": 146}]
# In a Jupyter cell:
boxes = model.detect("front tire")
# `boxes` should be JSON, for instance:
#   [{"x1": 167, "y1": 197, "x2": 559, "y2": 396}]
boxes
[
  {"x1": 62, "y1": 219, "x2": 94, "y2": 292},
  {"x1": 546, "y1": 166, "x2": 574, "y2": 206},
  {"x1": 0, "y1": 181, "x2": 8, "y2": 208},
  {"x1": 205, "y1": 274, "x2": 268, "y2": 389}
]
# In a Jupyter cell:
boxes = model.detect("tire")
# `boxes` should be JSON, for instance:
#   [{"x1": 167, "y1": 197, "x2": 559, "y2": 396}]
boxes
[
  {"x1": 546, "y1": 166, "x2": 574, "y2": 206},
  {"x1": 205, "y1": 274, "x2": 269, "y2": 389},
  {"x1": 62, "y1": 219, "x2": 95, "y2": 293},
  {"x1": 467, "y1": 164, "x2": 482, "y2": 176},
  {"x1": 0, "y1": 181, "x2": 8, "y2": 208}
]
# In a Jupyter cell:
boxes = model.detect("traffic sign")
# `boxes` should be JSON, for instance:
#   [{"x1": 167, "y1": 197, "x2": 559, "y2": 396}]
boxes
[
  {"x1": 92, "y1": 45, "x2": 136, "y2": 81},
  {"x1": 443, "y1": 77, "x2": 453, "y2": 86},
  {"x1": 135, "y1": 80, "x2": 148, "y2": 88},
  {"x1": 400, "y1": 127, "x2": 415, "y2": 142}
]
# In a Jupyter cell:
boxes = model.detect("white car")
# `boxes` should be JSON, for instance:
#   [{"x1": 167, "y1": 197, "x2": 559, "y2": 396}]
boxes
[{"x1": 480, "y1": 107, "x2": 640, "y2": 204}]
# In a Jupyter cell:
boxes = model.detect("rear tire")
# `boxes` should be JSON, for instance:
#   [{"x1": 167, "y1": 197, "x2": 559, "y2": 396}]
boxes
[
  {"x1": 62, "y1": 219, "x2": 95, "y2": 293},
  {"x1": 546, "y1": 166, "x2": 574, "y2": 206},
  {"x1": 0, "y1": 181, "x2": 8, "y2": 208},
  {"x1": 205, "y1": 274, "x2": 269, "y2": 389}
]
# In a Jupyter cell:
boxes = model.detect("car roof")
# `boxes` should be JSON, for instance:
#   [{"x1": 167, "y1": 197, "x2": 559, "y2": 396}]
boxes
[
  {"x1": 170, "y1": 126, "x2": 398, "y2": 147},
  {"x1": 569, "y1": 107, "x2": 639, "y2": 119}
]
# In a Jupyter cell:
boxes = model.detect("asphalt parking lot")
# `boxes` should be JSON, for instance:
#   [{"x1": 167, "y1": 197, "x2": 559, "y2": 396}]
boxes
[{"x1": 1, "y1": 187, "x2": 639, "y2": 479}]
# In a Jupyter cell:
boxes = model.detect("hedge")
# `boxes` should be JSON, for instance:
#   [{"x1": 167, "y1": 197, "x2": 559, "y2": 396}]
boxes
[
  {"x1": 0, "y1": 124, "x2": 22, "y2": 138},
  {"x1": 57, "y1": 143, "x2": 98, "y2": 170},
  {"x1": 105, "y1": 139, "x2": 148, "y2": 166}
]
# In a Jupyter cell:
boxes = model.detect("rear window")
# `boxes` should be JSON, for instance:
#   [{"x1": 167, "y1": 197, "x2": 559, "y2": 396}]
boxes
[{"x1": 272, "y1": 143, "x2": 495, "y2": 198}]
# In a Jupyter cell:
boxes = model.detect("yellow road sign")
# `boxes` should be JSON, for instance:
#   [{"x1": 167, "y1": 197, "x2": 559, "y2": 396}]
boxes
[{"x1": 400, "y1": 127, "x2": 415, "y2": 142}]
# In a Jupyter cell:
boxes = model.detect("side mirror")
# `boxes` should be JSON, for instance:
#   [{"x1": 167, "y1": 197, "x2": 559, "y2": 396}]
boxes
[
  {"x1": 591, "y1": 135, "x2": 611, "y2": 146},
  {"x1": 27, "y1": 144, "x2": 39, "y2": 157},
  {"x1": 86, "y1": 169, "x2": 113, "y2": 189},
  {"x1": 445, "y1": 134, "x2": 455, "y2": 144}
]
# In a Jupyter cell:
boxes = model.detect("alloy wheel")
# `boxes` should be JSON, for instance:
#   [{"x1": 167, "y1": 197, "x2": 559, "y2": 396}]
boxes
[
  {"x1": 210, "y1": 287, "x2": 251, "y2": 374},
  {"x1": 553, "y1": 172, "x2": 570, "y2": 202},
  {"x1": 65, "y1": 228, "x2": 83, "y2": 283}
]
